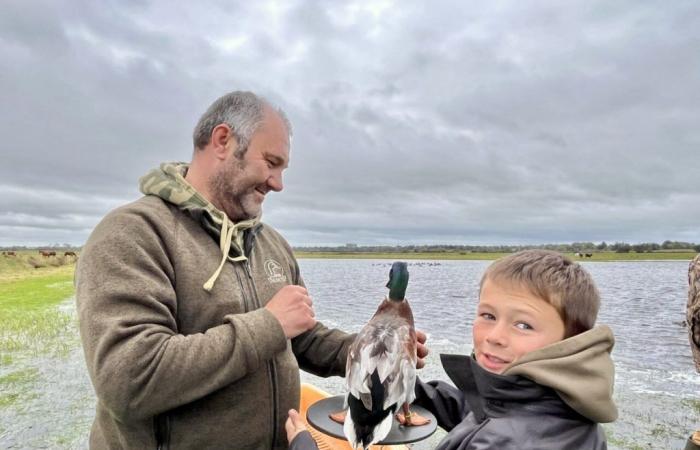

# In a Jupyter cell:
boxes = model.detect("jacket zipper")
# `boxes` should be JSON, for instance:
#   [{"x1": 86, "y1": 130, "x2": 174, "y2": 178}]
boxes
[
  {"x1": 242, "y1": 226, "x2": 279, "y2": 449},
  {"x1": 154, "y1": 414, "x2": 170, "y2": 450},
  {"x1": 244, "y1": 257, "x2": 279, "y2": 449}
]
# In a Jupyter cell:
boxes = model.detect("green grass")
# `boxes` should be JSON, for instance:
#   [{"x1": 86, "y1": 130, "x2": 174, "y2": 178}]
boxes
[
  {"x1": 0, "y1": 258, "x2": 77, "y2": 412},
  {"x1": 294, "y1": 251, "x2": 698, "y2": 261},
  {"x1": 0, "y1": 258, "x2": 77, "y2": 357},
  {"x1": 682, "y1": 398, "x2": 700, "y2": 415},
  {"x1": 0, "y1": 368, "x2": 39, "y2": 407},
  {"x1": 294, "y1": 251, "x2": 510, "y2": 260},
  {"x1": 605, "y1": 429, "x2": 653, "y2": 450}
]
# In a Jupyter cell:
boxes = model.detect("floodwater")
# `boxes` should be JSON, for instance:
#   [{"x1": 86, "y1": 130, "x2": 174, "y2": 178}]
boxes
[
  {"x1": 1, "y1": 259, "x2": 698, "y2": 449},
  {"x1": 300, "y1": 259, "x2": 699, "y2": 450}
]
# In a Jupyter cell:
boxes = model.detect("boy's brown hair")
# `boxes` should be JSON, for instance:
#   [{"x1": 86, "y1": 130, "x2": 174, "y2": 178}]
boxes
[{"x1": 480, "y1": 249, "x2": 600, "y2": 338}]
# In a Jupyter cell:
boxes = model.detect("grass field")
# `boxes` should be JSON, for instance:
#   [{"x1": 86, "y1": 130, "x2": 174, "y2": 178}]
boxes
[
  {"x1": 294, "y1": 250, "x2": 699, "y2": 261},
  {"x1": 0, "y1": 251, "x2": 77, "y2": 409}
]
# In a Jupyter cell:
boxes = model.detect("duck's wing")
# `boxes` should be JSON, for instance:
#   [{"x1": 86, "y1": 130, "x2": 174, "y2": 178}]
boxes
[{"x1": 346, "y1": 315, "x2": 417, "y2": 411}]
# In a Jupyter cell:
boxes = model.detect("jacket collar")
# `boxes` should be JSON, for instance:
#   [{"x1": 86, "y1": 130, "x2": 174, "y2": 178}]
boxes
[{"x1": 439, "y1": 353, "x2": 574, "y2": 422}]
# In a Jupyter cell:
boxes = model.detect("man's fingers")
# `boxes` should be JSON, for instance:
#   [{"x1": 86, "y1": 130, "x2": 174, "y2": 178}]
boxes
[
  {"x1": 302, "y1": 294, "x2": 313, "y2": 307},
  {"x1": 417, "y1": 342, "x2": 429, "y2": 359},
  {"x1": 415, "y1": 330, "x2": 429, "y2": 369}
]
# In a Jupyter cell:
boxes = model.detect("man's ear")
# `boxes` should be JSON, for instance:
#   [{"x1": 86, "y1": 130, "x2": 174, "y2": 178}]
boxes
[{"x1": 210, "y1": 124, "x2": 238, "y2": 161}]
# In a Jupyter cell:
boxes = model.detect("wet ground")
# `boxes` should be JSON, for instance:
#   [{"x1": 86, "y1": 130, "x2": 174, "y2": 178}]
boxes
[{"x1": 1, "y1": 259, "x2": 699, "y2": 449}]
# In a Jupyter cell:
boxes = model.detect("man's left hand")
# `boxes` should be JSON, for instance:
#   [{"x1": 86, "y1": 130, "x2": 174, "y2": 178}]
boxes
[{"x1": 416, "y1": 329, "x2": 429, "y2": 369}]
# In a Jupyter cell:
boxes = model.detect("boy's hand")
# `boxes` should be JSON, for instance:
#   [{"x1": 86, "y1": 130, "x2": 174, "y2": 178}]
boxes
[
  {"x1": 416, "y1": 329, "x2": 429, "y2": 369},
  {"x1": 285, "y1": 409, "x2": 307, "y2": 443}
]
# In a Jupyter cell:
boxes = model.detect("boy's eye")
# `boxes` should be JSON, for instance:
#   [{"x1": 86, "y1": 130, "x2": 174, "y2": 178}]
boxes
[
  {"x1": 480, "y1": 312, "x2": 496, "y2": 321},
  {"x1": 515, "y1": 322, "x2": 533, "y2": 331}
]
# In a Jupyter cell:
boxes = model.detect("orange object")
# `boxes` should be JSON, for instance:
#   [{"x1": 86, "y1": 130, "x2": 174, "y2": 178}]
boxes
[{"x1": 299, "y1": 383, "x2": 408, "y2": 450}]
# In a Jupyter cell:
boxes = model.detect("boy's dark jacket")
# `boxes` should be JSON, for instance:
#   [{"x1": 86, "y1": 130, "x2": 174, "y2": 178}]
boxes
[{"x1": 291, "y1": 325, "x2": 616, "y2": 450}]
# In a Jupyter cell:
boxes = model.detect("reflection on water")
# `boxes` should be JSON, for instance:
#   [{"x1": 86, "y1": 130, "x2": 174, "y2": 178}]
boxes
[{"x1": 1, "y1": 259, "x2": 698, "y2": 449}]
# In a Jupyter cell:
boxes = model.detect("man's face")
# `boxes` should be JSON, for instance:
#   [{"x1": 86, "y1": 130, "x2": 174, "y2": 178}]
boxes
[
  {"x1": 209, "y1": 110, "x2": 289, "y2": 221},
  {"x1": 472, "y1": 278, "x2": 566, "y2": 374}
]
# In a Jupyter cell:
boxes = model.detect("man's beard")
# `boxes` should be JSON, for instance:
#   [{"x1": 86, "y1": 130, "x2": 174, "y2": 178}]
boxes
[{"x1": 208, "y1": 157, "x2": 261, "y2": 221}]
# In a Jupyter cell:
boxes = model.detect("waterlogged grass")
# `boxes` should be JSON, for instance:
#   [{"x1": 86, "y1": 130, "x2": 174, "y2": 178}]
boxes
[
  {"x1": 682, "y1": 398, "x2": 700, "y2": 415},
  {"x1": 605, "y1": 433, "x2": 650, "y2": 450},
  {"x1": 0, "y1": 368, "x2": 39, "y2": 407},
  {"x1": 603, "y1": 392, "x2": 698, "y2": 450},
  {"x1": 0, "y1": 255, "x2": 92, "y2": 447},
  {"x1": 0, "y1": 261, "x2": 77, "y2": 415},
  {"x1": 0, "y1": 267, "x2": 76, "y2": 357}
]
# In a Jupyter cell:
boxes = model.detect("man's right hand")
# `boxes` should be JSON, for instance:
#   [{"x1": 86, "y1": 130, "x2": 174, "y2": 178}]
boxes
[{"x1": 265, "y1": 285, "x2": 317, "y2": 338}]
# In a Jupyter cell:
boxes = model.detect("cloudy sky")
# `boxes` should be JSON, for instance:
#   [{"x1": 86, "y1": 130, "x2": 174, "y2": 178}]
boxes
[{"x1": 1, "y1": 1, "x2": 699, "y2": 247}]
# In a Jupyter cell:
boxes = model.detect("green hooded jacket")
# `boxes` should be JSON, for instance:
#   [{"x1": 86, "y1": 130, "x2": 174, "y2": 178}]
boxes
[{"x1": 76, "y1": 163, "x2": 354, "y2": 449}]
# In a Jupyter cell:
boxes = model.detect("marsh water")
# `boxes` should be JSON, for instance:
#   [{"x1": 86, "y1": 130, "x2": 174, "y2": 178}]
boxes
[{"x1": 1, "y1": 259, "x2": 698, "y2": 449}]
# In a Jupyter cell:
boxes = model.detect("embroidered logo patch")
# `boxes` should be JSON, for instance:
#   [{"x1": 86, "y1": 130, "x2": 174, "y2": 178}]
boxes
[{"x1": 264, "y1": 259, "x2": 287, "y2": 283}]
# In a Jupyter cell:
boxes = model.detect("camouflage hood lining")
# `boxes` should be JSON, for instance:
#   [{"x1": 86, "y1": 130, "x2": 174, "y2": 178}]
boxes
[{"x1": 139, "y1": 162, "x2": 260, "y2": 291}]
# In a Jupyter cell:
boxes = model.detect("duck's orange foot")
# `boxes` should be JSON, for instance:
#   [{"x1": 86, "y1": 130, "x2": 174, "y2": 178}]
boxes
[
  {"x1": 395, "y1": 411, "x2": 431, "y2": 426},
  {"x1": 329, "y1": 410, "x2": 347, "y2": 424}
]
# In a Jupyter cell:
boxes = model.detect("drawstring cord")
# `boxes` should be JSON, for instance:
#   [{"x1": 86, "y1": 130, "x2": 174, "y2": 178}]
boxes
[{"x1": 203, "y1": 215, "x2": 248, "y2": 292}]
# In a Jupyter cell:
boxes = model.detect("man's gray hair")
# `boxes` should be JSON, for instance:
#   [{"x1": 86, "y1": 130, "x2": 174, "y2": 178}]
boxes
[{"x1": 192, "y1": 91, "x2": 291, "y2": 155}]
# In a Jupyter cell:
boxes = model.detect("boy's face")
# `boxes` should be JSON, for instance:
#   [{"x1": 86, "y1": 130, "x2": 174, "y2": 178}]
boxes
[{"x1": 473, "y1": 277, "x2": 566, "y2": 374}]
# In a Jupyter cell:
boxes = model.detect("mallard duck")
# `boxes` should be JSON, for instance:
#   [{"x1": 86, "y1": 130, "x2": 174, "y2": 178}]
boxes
[{"x1": 336, "y1": 261, "x2": 427, "y2": 449}]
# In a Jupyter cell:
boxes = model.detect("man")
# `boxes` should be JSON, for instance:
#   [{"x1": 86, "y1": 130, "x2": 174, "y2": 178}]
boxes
[
  {"x1": 689, "y1": 254, "x2": 700, "y2": 371},
  {"x1": 76, "y1": 91, "x2": 427, "y2": 449},
  {"x1": 687, "y1": 254, "x2": 700, "y2": 449}
]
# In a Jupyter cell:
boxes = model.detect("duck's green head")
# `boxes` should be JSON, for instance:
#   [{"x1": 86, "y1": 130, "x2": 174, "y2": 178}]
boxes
[{"x1": 386, "y1": 261, "x2": 409, "y2": 301}]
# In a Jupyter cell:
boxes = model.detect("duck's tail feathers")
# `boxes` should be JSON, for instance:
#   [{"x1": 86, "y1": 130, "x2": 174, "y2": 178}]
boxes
[
  {"x1": 343, "y1": 406, "x2": 393, "y2": 450},
  {"x1": 343, "y1": 408, "x2": 359, "y2": 449}
]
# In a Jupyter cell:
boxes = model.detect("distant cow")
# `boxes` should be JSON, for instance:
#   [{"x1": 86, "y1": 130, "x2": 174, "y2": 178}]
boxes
[
  {"x1": 585, "y1": 253, "x2": 593, "y2": 258},
  {"x1": 64, "y1": 251, "x2": 77, "y2": 258},
  {"x1": 6, "y1": 251, "x2": 16, "y2": 257},
  {"x1": 39, "y1": 250, "x2": 56, "y2": 257},
  {"x1": 575, "y1": 252, "x2": 583, "y2": 258}
]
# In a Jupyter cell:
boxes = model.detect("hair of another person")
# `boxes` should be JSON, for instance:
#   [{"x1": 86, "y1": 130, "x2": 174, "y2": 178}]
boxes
[
  {"x1": 479, "y1": 249, "x2": 600, "y2": 338},
  {"x1": 192, "y1": 91, "x2": 292, "y2": 156}
]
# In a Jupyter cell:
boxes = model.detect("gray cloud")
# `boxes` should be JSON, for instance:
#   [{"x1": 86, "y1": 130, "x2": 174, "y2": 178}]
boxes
[{"x1": 1, "y1": 0, "x2": 699, "y2": 247}]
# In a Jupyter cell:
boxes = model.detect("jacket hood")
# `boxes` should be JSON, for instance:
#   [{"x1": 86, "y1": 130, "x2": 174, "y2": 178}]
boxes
[
  {"x1": 503, "y1": 325, "x2": 617, "y2": 423},
  {"x1": 440, "y1": 325, "x2": 617, "y2": 424},
  {"x1": 139, "y1": 162, "x2": 260, "y2": 291},
  {"x1": 441, "y1": 353, "x2": 569, "y2": 423}
]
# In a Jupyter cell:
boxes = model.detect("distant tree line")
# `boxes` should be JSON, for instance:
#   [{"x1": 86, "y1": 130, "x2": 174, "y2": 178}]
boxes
[
  {"x1": 0, "y1": 243, "x2": 80, "y2": 251},
  {"x1": 295, "y1": 240, "x2": 700, "y2": 254},
  {"x1": 3, "y1": 241, "x2": 699, "y2": 254}
]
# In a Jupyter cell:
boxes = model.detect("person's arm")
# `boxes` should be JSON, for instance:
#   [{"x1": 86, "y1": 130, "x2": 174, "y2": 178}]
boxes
[
  {"x1": 292, "y1": 322, "x2": 355, "y2": 377},
  {"x1": 413, "y1": 378, "x2": 469, "y2": 431},
  {"x1": 76, "y1": 209, "x2": 288, "y2": 422},
  {"x1": 286, "y1": 409, "x2": 319, "y2": 450},
  {"x1": 288, "y1": 431, "x2": 318, "y2": 450}
]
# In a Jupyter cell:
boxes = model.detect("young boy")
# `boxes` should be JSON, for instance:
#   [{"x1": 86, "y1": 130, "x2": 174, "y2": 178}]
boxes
[{"x1": 287, "y1": 250, "x2": 617, "y2": 449}]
